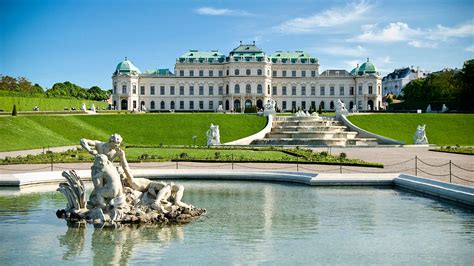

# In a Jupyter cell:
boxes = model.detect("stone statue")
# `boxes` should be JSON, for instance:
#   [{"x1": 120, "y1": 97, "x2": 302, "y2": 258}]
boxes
[
  {"x1": 335, "y1": 99, "x2": 349, "y2": 117},
  {"x1": 206, "y1": 124, "x2": 221, "y2": 146},
  {"x1": 81, "y1": 103, "x2": 87, "y2": 111},
  {"x1": 351, "y1": 106, "x2": 358, "y2": 113},
  {"x1": 263, "y1": 99, "x2": 276, "y2": 116},
  {"x1": 426, "y1": 104, "x2": 432, "y2": 113},
  {"x1": 441, "y1": 104, "x2": 448, "y2": 113},
  {"x1": 57, "y1": 135, "x2": 205, "y2": 225},
  {"x1": 216, "y1": 104, "x2": 224, "y2": 112},
  {"x1": 91, "y1": 104, "x2": 96, "y2": 113},
  {"x1": 414, "y1": 125, "x2": 429, "y2": 144}
]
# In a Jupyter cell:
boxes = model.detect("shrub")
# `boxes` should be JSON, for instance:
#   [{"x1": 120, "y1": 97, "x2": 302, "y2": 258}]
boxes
[
  {"x1": 12, "y1": 104, "x2": 17, "y2": 116},
  {"x1": 339, "y1": 152, "x2": 347, "y2": 159}
]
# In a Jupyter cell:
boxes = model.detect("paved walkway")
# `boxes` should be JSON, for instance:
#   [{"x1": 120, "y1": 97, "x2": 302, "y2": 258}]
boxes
[
  {"x1": 0, "y1": 146, "x2": 80, "y2": 159},
  {"x1": 0, "y1": 146, "x2": 472, "y2": 187}
]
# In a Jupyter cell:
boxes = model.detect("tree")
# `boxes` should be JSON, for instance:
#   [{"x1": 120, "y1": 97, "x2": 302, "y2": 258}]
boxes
[
  {"x1": 12, "y1": 104, "x2": 17, "y2": 116},
  {"x1": 458, "y1": 59, "x2": 474, "y2": 110},
  {"x1": 317, "y1": 102, "x2": 323, "y2": 114}
]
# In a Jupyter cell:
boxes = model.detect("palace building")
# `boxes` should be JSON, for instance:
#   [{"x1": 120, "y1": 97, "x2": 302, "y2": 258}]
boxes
[{"x1": 112, "y1": 42, "x2": 382, "y2": 112}]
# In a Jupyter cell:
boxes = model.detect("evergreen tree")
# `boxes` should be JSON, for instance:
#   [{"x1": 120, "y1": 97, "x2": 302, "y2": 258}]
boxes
[{"x1": 12, "y1": 104, "x2": 17, "y2": 116}]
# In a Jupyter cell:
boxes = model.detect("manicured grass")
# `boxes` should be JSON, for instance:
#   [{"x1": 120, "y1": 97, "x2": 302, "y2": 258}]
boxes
[
  {"x1": 0, "y1": 113, "x2": 266, "y2": 151},
  {"x1": 430, "y1": 146, "x2": 474, "y2": 155},
  {"x1": 347, "y1": 114, "x2": 474, "y2": 145},
  {"x1": 0, "y1": 96, "x2": 109, "y2": 112}
]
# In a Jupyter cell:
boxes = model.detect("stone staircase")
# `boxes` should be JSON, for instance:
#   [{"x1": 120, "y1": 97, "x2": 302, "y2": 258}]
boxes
[{"x1": 252, "y1": 115, "x2": 378, "y2": 146}]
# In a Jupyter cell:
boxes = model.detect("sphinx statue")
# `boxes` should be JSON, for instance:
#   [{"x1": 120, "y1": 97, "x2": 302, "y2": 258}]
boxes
[{"x1": 57, "y1": 134, "x2": 205, "y2": 225}]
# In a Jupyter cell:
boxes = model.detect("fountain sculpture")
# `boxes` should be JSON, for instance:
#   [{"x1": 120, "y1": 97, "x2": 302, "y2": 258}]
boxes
[{"x1": 56, "y1": 134, "x2": 205, "y2": 225}]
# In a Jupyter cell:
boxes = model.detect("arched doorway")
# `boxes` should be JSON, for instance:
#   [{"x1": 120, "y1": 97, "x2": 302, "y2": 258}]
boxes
[
  {"x1": 245, "y1": 99, "x2": 252, "y2": 109},
  {"x1": 160, "y1": 101, "x2": 165, "y2": 110},
  {"x1": 150, "y1": 101, "x2": 155, "y2": 109},
  {"x1": 170, "y1": 101, "x2": 175, "y2": 110},
  {"x1": 225, "y1": 100, "x2": 230, "y2": 110},
  {"x1": 233, "y1": 99, "x2": 241, "y2": 110},
  {"x1": 256, "y1": 99, "x2": 263, "y2": 109},
  {"x1": 368, "y1": 100, "x2": 374, "y2": 110},
  {"x1": 349, "y1": 101, "x2": 354, "y2": 110},
  {"x1": 121, "y1": 99, "x2": 128, "y2": 110}
]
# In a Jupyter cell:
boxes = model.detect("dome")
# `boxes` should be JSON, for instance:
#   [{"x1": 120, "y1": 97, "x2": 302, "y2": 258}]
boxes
[
  {"x1": 350, "y1": 64, "x2": 360, "y2": 76},
  {"x1": 114, "y1": 57, "x2": 140, "y2": 75},
  {"x1": 357, "y1": 58, "x2": 377, "y2": 75}
]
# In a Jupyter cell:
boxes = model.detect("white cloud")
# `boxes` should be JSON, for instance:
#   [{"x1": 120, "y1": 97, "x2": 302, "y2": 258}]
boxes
[
  {"x1": 343, "y1": 60, "x2": 361, "y2": 69},
  {"x1": 428, "y1": 20, "x2": 474, "y2": 41},
  {"x1": 319, "y1": 45, "x2": 367, "y2": 57},
  {"x1": 194, "y1": 7, "x2": 252, "y2": 16},
  {"x1": 408, "y1": 40, "x2": 438, "y2": 48},
  {"x1": 349, "y1": 22, "x2": 421, "y2": 42},
  {"x1": 378, "y1": 56, "x2": 392, "y2": 64},
  {"x1": 276, "y1": 1, "x2": 373, "y2": 33},
  {"x1": 466, "y1": 45, "x2": 474, "y2": 52}
]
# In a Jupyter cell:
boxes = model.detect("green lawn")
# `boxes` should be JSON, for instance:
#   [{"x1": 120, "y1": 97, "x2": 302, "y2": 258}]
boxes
[
  {"x1": 0, "y1": 113, "x2": 267, "y2": 151},
  {"x1": 348, "y1": 114, "x2": 474, "y2": 145},
  {"x1": 0, "y1": 96, "x2": 109, "y2": 112}
]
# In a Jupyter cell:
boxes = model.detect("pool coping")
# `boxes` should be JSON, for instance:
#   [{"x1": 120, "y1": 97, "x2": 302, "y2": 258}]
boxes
[{"x1": 0, "y1": 169, "x2": 472, "y2": 206}]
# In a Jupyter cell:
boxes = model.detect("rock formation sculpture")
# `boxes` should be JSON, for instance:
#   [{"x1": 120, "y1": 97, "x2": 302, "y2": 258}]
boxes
[{"x1": 57, "y1": 134, "x2": 205, "y2": 225}]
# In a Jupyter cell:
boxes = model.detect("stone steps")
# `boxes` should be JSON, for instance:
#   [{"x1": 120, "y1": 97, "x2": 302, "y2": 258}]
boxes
[
  {"x1": 253, "y1": 138, "x2": 378, "y2": 146},
  {"x1": 267, "y1": 131, "x2": 358, "y2": 139}
]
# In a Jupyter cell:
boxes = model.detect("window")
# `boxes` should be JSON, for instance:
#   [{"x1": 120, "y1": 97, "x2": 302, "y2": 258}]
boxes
[
  {"x1": 150, "y1": 101, "x2": 155, "y2": 109},
  {"x1": 311, "y1": 70, "x2": 316, "y2": 77},
  {"x1": 257, "y1": 84, "x2": 263, "y2": 94},
  {"x1": 160, "y1": 86, "x2": 165, "y2": 95},
  {"x1": 267, "y1": 85, "x2": 270, "y2": 94},
  {"x1": 140, "y1": 86, "x2": 145, "y2": 95},
  {"x1": 292, "y1": 86, "x2": 296, "y2": 96},
  {"x1": 179, "y1": 86, "x2": 184, "y2": 95},
  {"x1": 339, "y1": 86, "x2": 344, "y2": 96},
  {"x1": 282, "y1": 86, "x2": 287, "y2": 95},
  {"x1": 246, "y1": 84, "x2": 251, "y2": 94},
  {"x1": 209, "y1": 101, "x2": 214, "y2": 110},
  {"x1": 199, "y1": 70, "x2": 204, "y2": 77},
  {"x1": 311, "y1": 86, "x2": 316, "y2": 96},
  {"x1": 209, "y1": 86, "x2": 214, "y2": 95},
  {"x1": 199, "y1": 101, "x2": 204, "y2": 109},
  {"x1": 160, "y1": 101, "x2": 165, "y2": 110},
  {"x1": 226, "y1": 69, "x2": 229, "y2": 76},
  {"x1": 113, "y1": 83, "x2": 117, "y2": 94},
  {"x1": 246, "y1": 69, "x2": 251, "y2": 75},
  {"x1": 272, "y1": 86, "x2": 277, "y2": 95},
  {"x1": 189, "y1": 70, "x2": 194, "y2": 77},
  {"x1": 133, "y1": 100, "x2": 137, "y2": 109},
  {"x1": 199, "y1": 86, "x2": 204, "y2": 95},
  {"x1": 257, "y1": 69, "x2": 262, "y2": 75},
  {"x1": 189, "y1": 101, "x2": 194, "y2": 110},
  {"x1": 311, "y1": 101, "x2": 316, "y2": 109},
  {"x1": 170, "y1": 101, "x2": 175, "y2": 109},
  {"x1": 320, "y1": 86, "x2": 325, "y2": 96},
  {"x1": 122, "y1": 84, "x2": 127, "y2": 94},
  {"x1": 179, "y1": 70, "x2": 184, "y2": 76},
  {"x1": 350, "y1": 86, "x2": 354, "y2": 95},
  {"x1": 234, "y1": 84, "x2": 240, "y2": 94},
  {"x1": 218, "y1": 101, "x2": 223, "y2": 107},
  {"x1": 320, "y1": 101, "x2": 325, "y2": 110},
  {"x1": 358, "y1": 86, "x2": 362, "y2": 95},
  {"x1": 218, "y1": 70, "x2": 223, "y2": 77},
  {"x1": 150, "y1": 86, "x2": 155, "y2": 95},
  {"x1": 235, "y1": 69, "x2": 239, "y2": 75},
  {"x1": 132, "y1": 85, "x2": 137, "y2": 94},
  {"x1": 292, "y1": 101, "x2": 296, "y2": 110},
  {"x1": 189, "y1": 86, "x2": 194, "y2": 95},
  {"x1": 358, "y1": 100, "x2": 362, "y2": 109},
  {"x1": 302, "y1": 101, "x2": 306, "y2": 110},
  {"x1": 170, "y1": 86, "x2": 175, "y2": 95},
  {"x1": 226, "y1": 85, "x2": 229, "y2": 94},
  {"x1": 368, "y1": 85, "x2": 373, "y2": 94},
  {"x1": 330, "y1": 101, "x2": 334, "y2": 110},
  {"x1": 282, "y1": 70, "x2": 287, "y2": 77},
  {"x1": 330, "y1": 86, "x2": 335, "y2": 96},
  {"x1": 272, "y1": 70, "x2": 277, "y2": 77},
  {"x1": 218, "y1": 86, "x2": 223, "y2": 95},
  {"x1": 378, "y1": 85, "x2": 381, "y2": 95},
  {"x1": 209, "y1": 70, "x2": 213, "y2": 77},
  {"x1": 282, "y1": 101, "x2": 287, "y2": 110},
  {"x1": 301, "y1": 86, "x2": 306, "y2": 96},
  {"x1": 179, "y1": 101, "x2": 184, "y2": 110},
  {"x1": 292, "y1": 70, "x2": 296, "y2": 77}
]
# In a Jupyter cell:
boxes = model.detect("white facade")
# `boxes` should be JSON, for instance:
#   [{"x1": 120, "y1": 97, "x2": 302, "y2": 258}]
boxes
[
  {"x1": 112, "y1": 44, "x2": 382, "y2": 112},
  {"x1": 382, "y1": 67, "x2": 429, "y2": 96}
]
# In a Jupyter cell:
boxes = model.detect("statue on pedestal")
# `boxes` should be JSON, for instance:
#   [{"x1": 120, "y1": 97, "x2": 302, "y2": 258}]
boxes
[
  {"x1": 57, "y1": 134, "x2": 205, "y2": 225},
  {"x1": 414, "y1": 125, "x2": 429, "y2": 145},
  {"x1": 206, "y1": 124, "x2": 221, "y2": 146},
  {"x1": 335, "y1": 99, "x2": 349, "y2": 117}
]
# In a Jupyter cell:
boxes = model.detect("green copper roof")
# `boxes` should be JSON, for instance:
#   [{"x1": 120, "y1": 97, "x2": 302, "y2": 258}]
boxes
[
  {"x1": 357, "y1": 58, "x2": 377, "y2": 75},
  {"x1": 269, "y1": 51, "x2": 317, "y2": 63},
  {"x1": 115, "y1": 58, "x2": 140, "y2": 75},
  {"x1": 230, "y1": 43, "x2": 265, "y2": 57},
  {"x1": 143, "y1": 69, "x2": 174, "y2": 76},
  {"x1": 350, "y1": 65, "x2": 360, "y2": 75},
  {"x1": 178, "y1": 50, "x2": 225, "y2": 63}
]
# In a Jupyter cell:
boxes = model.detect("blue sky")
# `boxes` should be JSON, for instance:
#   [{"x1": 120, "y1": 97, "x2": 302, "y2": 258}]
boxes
[{"x1": 1, "y1": 0, "x2": 473, "y2": 90}]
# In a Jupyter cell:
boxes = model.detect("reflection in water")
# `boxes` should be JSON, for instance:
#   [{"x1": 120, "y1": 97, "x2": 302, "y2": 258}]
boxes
[{"x1": 58, "y1": 222, "x2": 184, "y2": 264}]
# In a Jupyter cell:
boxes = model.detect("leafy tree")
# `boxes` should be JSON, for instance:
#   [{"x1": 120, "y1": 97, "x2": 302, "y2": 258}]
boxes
[{"x1": 458, "y1": 59, "x2": 474, "y2": 109}]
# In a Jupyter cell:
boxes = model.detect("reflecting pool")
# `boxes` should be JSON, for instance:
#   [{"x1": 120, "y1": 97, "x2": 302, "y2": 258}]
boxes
[{"x1": 0, "y1": 181, "x2": 473, "y2": 264}]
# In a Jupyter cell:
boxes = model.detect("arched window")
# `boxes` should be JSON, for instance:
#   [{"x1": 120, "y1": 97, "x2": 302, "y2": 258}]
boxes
[
  {"x1": 257, "y1": 69, "x2": 262, "y2": 75},
  {"x1": 349, "y1": 101, "x2": 354, "y2": 110},
  {"x1": 170, "y1": 101, "x2": 175, "y2": 110},
  {"x1": 150, "y1": 101, "x2": 155, "y2": 110},
  {"x1": 160, "y1": 101, "x2": 165, "y2": 110},
  {"x1": 246, "y1": 69, "x2": 251, "y2": 75},
  {"x1": 234, "y1": 69, "x2": 239, "y2": 75},
  {"x1": 257, "y1": 84, "x2": 263, "y2": 94},
  {"x1": 330, "y1": 101, "x2": 334, "y2": 110},
  {"x1": 234, "y1": 84, "x2": 240, "y2": 94},
  {"x1": 320, "y1": 101, "x2": 325, "y2": 110},
  {"x1": 246, "y1": 84, "x2": 251, "y2": 94},
  {"x1": 245, "y1": 99, "x2": 252, "y2": 108},
  {"x1": 140, "y1": 101, "x2": 145, "y2": 108},
  {"x1": 234, "y1": 99, "x2": 241, "y2": 110}
]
